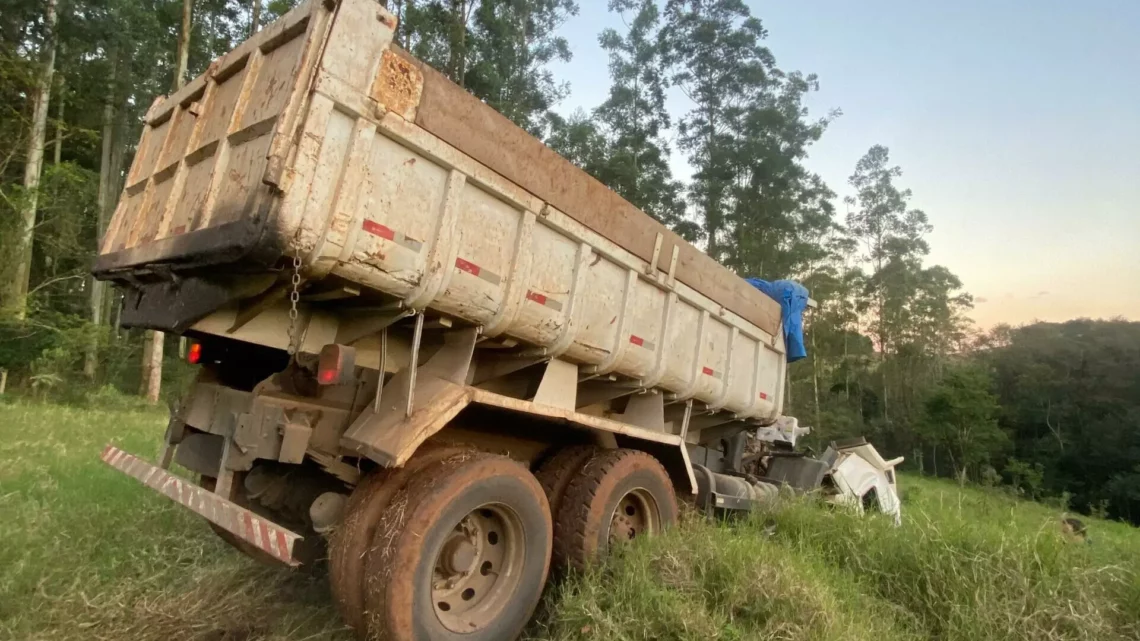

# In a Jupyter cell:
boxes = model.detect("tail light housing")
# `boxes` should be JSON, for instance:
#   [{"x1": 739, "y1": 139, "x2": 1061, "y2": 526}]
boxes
[
  {"x1": 317, "y1": 344, "x2": 356, "y2": 385},
  {"x1": 187, "y1": 341, "x2": 203, "y2": 364}
]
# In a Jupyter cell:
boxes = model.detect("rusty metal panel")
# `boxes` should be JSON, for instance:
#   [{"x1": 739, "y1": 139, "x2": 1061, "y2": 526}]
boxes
[
  {"x1": 241, "y1": 25, "x2": 310, "y2": 130},
  {"x1": 371, "y1": 49, "x2": 422, "y2": 121}
]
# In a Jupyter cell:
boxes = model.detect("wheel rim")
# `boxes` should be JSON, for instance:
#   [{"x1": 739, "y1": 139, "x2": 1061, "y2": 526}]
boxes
[
  {"x1": 431, "y1": 503, "x2": 526, "y2": 633},
  {"x1": 609, "y1": 487, "x2": 660, "y2": 545}
]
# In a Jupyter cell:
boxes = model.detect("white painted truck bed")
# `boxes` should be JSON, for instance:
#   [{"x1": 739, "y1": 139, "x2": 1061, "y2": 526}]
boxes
[{"x1": 94, "y1": 0, "x2": 788, "y2": 422}]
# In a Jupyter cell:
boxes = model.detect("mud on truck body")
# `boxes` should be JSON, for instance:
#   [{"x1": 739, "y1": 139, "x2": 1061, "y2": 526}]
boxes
[{"x1": 93, "y1": 0, "x2": 902, "y2": 638}]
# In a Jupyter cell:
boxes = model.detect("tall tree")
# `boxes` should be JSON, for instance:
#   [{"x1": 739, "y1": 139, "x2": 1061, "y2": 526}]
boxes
[
  {"x1": 173, "y1": 0, "x2": 193, "y2": 90},
  {"x1": 141, "y1": 0, "x2": 200, "y2": 404},
  {"x1": 84, "y1": 60, "x2": 118, "y2": 380},
  {"x1": 250, "y1": 0, "x2": 262, "y2": 36},
  {"x1": 919, "y1": 363, "x2": 1007, "y2": 483},
  {"x1": 845, "y1": 145, "x2": 931, "y2": 423},
  {"x1": 591, "y1": 0, "x2": 689, "y2": 234},
  {"x1": 11, "y1": 0, "x2": 59, "y2": 321},
  {"x1": 661, "y1": 0, "x2": 829, "y2": 264},
  {"x1": 546, "y1": 110, "x2": 612, "y2": 178},
  {"x1": 660, "y1": 0, "x2": 769, "y2": 260},
  {"x1": 466, "y1": 0, "x2": 578, "y2": 135},
  {"x1": 398, "y1": 0, "x2": 478, "y2": 85}
]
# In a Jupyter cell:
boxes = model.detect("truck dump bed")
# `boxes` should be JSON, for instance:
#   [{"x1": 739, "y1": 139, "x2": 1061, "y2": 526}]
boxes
[{"x1": 94, "y1": 0, "x2": 789, "y2": 421}]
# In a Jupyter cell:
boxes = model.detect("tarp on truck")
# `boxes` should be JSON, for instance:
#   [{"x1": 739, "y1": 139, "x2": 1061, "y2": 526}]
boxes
[{"x1": 747, "y1": 278, "x2": 808, "y2": 362}]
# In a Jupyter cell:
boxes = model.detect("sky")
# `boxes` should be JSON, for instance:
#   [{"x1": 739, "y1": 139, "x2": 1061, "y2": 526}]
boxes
[{"x1": 548, "y1": 0, "x2": 1140, "y2": 328}]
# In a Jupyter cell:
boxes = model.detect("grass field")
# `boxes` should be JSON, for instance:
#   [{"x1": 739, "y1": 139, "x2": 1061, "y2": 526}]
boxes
[{"x1": 2, "y1": 399, "x2": 1138, "y2": 641}]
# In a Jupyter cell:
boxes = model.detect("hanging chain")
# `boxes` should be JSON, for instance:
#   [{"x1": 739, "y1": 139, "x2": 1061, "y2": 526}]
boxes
[{"x1": 285, "y1": 251, "x2": 303, "y2": 356}]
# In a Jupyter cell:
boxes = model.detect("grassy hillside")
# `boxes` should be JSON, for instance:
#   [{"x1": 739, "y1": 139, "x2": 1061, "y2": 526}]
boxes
[{"x1": 2, "y1": 400, "x2": 1138, "y2": 641}]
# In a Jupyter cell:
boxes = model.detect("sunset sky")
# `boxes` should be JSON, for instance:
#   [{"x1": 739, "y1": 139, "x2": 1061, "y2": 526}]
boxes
[{"x1": 550, "y1": 0, "x2": 1140, "y2": 328}]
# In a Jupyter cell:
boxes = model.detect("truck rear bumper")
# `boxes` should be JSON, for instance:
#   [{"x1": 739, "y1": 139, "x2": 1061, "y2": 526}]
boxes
[{"x1": 100, "y1": 445, "x2": 304, "y2": 566}]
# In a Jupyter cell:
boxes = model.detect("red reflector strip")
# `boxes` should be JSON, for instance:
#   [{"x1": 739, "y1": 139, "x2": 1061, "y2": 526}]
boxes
[
  {"x1": 362, "y1": 219, "x2": 423, "y2": 251},
  {"x1": 525, "y1": 289, "x2": 563, "y2": 311},
  {"x1": 455, "y1": 257, "x2": 501, "y2": 285},
  {"x1": 629, "y1": 335, "x2": 656, "y2": 351},
  {"x1": 701, "y1": 366, "x2": 721, "y2": 379},
  {"x1": 759, "y1": 391, "x2": 769, "y2": 400},
  {"x1": 171, "y1": 225, "x2": 187, "y2": 235},
  {"x1": 100, "y1": 445, "x2": 303, "y2": 566},
  {"x1": 363, "y1": 219, "x2": 395, "y2": 240}
]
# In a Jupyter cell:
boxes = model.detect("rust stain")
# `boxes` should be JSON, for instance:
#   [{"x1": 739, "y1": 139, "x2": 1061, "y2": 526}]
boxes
[
  {"x1": 371, "y1": 50, "x2": 423, "y2": 121},
  {"x1": 403, "y1": 157, "x2": 416, "y2": 166},
  {"x1": 377, "y1": 11, "x2": 397, "y2": 30}
]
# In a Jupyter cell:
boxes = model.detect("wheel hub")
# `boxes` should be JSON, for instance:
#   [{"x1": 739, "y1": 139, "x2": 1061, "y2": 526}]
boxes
[
  {"x1": 442, "y1": 537, "x2": 477, "y2": 574},
  {"x1": 431, "y1": 505, "x2": 525, "y2": 632},
  {"x1": 609, "y1": 488, "x2": 659, "y2": 546}
]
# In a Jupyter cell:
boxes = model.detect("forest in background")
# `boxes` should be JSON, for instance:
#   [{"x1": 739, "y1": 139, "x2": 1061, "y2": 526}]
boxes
[{"x1": 1, "y1": 0, "x2": 1138, "y2": 524}]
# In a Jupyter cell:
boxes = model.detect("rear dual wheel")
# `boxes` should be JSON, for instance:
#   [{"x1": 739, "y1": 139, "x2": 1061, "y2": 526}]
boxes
[
  {"x1": 334, "y1": 452, "x2": 552, "y2": 641},
  {"x1": 331, "y1": 446, "x2": 677, "y2": 640},
  {"x1": 329, "y1": 446, "x2": 468, "y2": 633},
  {"x1": 550, "y1": 448, "x2": 679, "y2": 571}
]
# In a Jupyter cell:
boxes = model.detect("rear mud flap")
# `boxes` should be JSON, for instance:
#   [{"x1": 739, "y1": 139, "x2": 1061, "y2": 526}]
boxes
[{"x1": 100, "y1": 445, "x2": 303, "y2": 566}]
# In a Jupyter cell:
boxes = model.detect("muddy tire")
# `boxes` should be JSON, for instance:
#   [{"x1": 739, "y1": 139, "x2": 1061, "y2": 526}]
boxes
[
  {"x1": 534, "y1": 446, "x2": 597, "y2": 525},
  {"x1": 553, "y1": 448, "x2": 678, "y2": 571},
  {"x1": 363, "y1": 452, "x2": 552, "y2": 641},
  {"x1": 329, "y1": 447, "x2": 467, "y2": 637}
]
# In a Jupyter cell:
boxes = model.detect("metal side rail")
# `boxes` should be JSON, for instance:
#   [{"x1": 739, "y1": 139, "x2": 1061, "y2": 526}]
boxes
[{"x1": 100, "y1": 445, "x2": 304, "y2": 566}]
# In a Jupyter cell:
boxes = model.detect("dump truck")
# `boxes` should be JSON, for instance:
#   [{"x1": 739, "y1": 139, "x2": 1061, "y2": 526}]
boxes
[{"x1": 92, "y1": 0, "x2": 902, "y2": 638}]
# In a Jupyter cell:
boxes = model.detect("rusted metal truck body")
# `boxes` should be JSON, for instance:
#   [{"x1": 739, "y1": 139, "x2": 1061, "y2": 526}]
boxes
[{"x1": 94, "y1": 0, "x2": 900, "y2": 638}]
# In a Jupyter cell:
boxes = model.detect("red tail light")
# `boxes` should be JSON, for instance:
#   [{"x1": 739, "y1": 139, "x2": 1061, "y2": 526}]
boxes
[
  {"x1": 187, "y1": 342, "x2": 202, "y2": 364},
  {"x1": 318, "y1": 344, "x2": 356, "y2": 385}
]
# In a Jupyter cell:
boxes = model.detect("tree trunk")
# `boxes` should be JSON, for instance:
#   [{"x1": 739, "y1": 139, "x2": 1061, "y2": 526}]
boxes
[
  {"x1": 141, "y1": 330, "x2": 164, "y2": 404},
  {"x1": 103, "y1": 101, "x2": 126, "y2": 327},
  {"x1": 250, "y1": 0, "x2": 261, "y2": 36},
  {"x1": 11, "y1": 0, "x2": 59, "y2": 320},
  {"x1": 811, "y1": 314, "x2": 821, "y2": 431},
  {"x1": 85, "y1": 68, "x2": 118, "y2": 380},
  {"x1": 143, "y1": 0, "x2": 192, "y2": 400},
  {"x1": 173, "y1": 0, "x2": 193, "y2": 91},
  {"x1": 445, "y1": 0, "x2": 468, "y2": 86},
  {"x1": 785, "y1": 364, "x2": 792, "y2": 407},
  {"x1": 53, "y1": 77, "x2": 63, "y2": 165}
]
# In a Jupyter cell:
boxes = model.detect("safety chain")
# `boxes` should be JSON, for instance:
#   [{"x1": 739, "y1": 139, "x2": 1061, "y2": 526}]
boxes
[{"x1": 285, "y1": 251, "x2": 303, "y2": 356}]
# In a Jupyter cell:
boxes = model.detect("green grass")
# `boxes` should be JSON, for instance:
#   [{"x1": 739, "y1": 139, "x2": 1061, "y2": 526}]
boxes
[
  {"x1": 0, "y1": 400, "x2": 346, "y2": 641},
  {"x1": 2, "y1": 400, "x2": 1139, "y2": 641}
]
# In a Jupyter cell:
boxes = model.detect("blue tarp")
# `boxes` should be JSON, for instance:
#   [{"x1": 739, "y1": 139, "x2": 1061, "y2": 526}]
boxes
[{"x1": 745, "y1": 278, "x2": 809, "y2": 362}]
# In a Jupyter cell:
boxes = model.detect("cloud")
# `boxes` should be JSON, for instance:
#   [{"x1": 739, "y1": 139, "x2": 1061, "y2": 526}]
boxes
[
  {"x1": 975, "y1": 297, "x2": 989, "y2": 304},
  {"x1": 1032, "y1": 291, "x2": 1050, "y2": 298}
]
